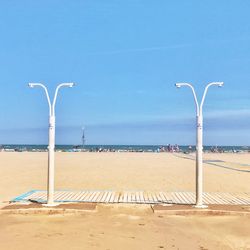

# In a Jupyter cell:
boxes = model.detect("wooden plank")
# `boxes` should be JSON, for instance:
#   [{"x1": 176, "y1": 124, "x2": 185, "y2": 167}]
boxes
[
  {"x1": 132, "y1": 192, "x2": 137, "y2": 203},
  {"x1": 135, "y1": 192, "x2": 141, "y2": 203},
  {"x1": 151, "y1": 192, "x2": 159, "y2": 203},
  {"x1": 214, "y1": 192, "x2": 231, "y2": 204},
  {"x1": 61, "y1": 191, "x2": 71, "y2": 201},
  {"x1": 160, "y1": 192, "x2": 173, "y2": 204},
  {"x1": 119, "y1": 192, "x2": 123, "y2": 203},
  {"x1": 126, "y1": 192, "x2": 130, "y2": 203},
  {"x1": 139, "y1": 191, "x2": 144, "y2": 203},
  {"x1": 99, "y1": 191, "x2": 108, "y2": 203},
  {"x1": 73, "y1": 191, "x2": 86, "y2": 202},
  {"x1": 105, "y1": 191, "x2": 113, "y2": 203},
  {"x1": 206, "y1": 193, "x2": 219, "y2": 204},
  {"x1": 28, "y1": 192, "x2": 40, "y2": 200},
  {"x1": 66, "y1": 191, "x2": 77, "y2": 201},
  {"x1": 221, "y1": 193, "x2": 235, "y2": 204},
  {"x1": 143, "y1": 192, "x2": 150, "y2": 203},
  {"x1": 119, "y1": 193, "x2": 123, "y2": 203},
  {"x1": 28, "y1": 191, "x2": 42, "y2": 200},
  {"x1": 221, "y1": 193, "x2": 241, "y2": 205},
  {"x1": 237, "y1": 193, "x2": 250, "y2": 204},
  {"x1": 34, "y1": 192, "x2": 47, "y2": 200},
  {"x1": 55, "y1": 191, "x2": 69, "y2": 201},
  {"x1": 92, "y1": 191, "x2": 102, "y2": 202},
  {"x1": 212, "y1": 193, "x2": 228, "y2": 204},
  {"x1": 70, "y1": 191, "x2": 81, "y2": 201},
  {"x1": 169, "y1": 192, "x2": 177, "y2": 203},
  {"x1": 56, "y1": 191, "x2": 66, "y2": 201},
  {"x1": 122, "y1": 192, "x2": 128, "y2": 203},
  {"x1": 92, "y1": 191, "x2": 101, "y2": 202},
  {"x1": 100, "y1": 191, "x2": 110, "y2": 203},
  {"x1": 26, "y1": 193, "x2": 36, "y2": 199},
  {"x1": 183, "y1": 192, "x2": 195, "y2": 204},
  {"x1": 224, "y1": 193, "x2": 237, "y2": 204},
  {"x1": 158, "y1": 192, "x2": 167, "y2": 203},
  {"x1": 54, "y1": 191, "x2": 64, "y2": 200},
  {"x1": 207, "y1": 193, "x2": 221, "y2": 204},
  {"x1": 160, "y1": 192, "x2": 172, "y2": 203},
  {"x1": 171, "y1": 192, "x2": 183, "y2": 204},
  {"x1": 175, "y1": 192, "x2": 187, "y2": 204},
  {"x1": 74, "y1": 191, "x2": 85, "y2": 202},
  {"x1": 178, "y1": 192, "x2": 191, "y2": 204},
  {"x1": 95, "y1": 191, "x2": 105, "y2": 203},
  {"x1": 78, "y1": 191, "x2": 89, "y2": 201},
  {"x1": 230, "y1": 194, "x2": 247, "y2": 205},
  {"x1": 126, "y1": 192, "x2": 131, "y2": 202},
  {"x1": 113, "y1": 192, "x2": 120, "y2": 203},
  {"x1": 147, "y1": 192, "x2": 154, "y2": 203},
  {"x1": 131, "y1": 192, "x2": 136, "y2": 203},
  {"x1": 203, "y1": 193, "x2": 215, "y2": 204},
  {"x1": 129, "y1": 192, "x2": 133, "y2": 203},
  {"x1": 51, "y1": 191, "x2": 63, "y2": 201},
  {"x1": 59, "y1": 191, "x2": 73, "y2": 201},
  {"x1": 87, "y1": 191, "x2": 97, "y2": 202},
  {"x1": 70, "y1": 191, "x2": 82, "y2": 201},
  {"x1": 201, "y1": 193, "x2": 211, "y2": 205},
  {"x1": 109, "y1": 192, "x2": 116, "y2": 203},
  {"x1": 203, "y1": 194, "x2": 212, "y2": 205},
  {"x1": 129, "y1": 192, "x2": 134, "y2": 203},
  {"x1": 75, "y1": 191, "x2": 86, "y2": 202},
  {"x1": 82, "y1": 191, "x2": 92, "y2": 202},
  {"x1": 127, "y1": 192, "x2": 132, "y2": 203},
  {"x1": 155, "y1": 192, "x2": 164, "y2": 203},
  {"x1": 232, "y1": 193, "x2": 250, "y2": 205},
  {"x1": 68, "y1": 191, "x2": 80, "y2": 201},
  {"x1": 182, "y1": 192, "x2": 194, "y2": 204}
]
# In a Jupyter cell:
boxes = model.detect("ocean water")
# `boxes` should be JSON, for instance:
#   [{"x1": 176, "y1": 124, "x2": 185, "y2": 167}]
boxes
[{"x1": 1, "y1": 144, "x2": 249, "y2": 152}]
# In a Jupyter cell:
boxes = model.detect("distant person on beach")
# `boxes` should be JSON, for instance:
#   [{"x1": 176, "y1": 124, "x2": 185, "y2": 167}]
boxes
[{"x1": 174, "y1": 144, "x2": 179, "y2": 152}]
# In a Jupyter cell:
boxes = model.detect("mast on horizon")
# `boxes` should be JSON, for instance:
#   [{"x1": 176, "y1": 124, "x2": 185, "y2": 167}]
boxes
[{"x1": 82, "y1": 126, "x2": 85, "y2": 148}]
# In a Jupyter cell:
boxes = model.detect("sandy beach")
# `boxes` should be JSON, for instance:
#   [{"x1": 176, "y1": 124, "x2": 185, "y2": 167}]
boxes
[
  {"x1": 0, "y1": 152, "x2": 250, "y2": 249},
  {"x1": 1, "y1": 0, "x2": 250, "y2": 249}
]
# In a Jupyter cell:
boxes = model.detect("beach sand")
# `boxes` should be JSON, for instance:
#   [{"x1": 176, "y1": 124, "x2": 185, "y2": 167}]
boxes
[{"x1": 0, "y1": 152, "x2": 250, "y2": 249}]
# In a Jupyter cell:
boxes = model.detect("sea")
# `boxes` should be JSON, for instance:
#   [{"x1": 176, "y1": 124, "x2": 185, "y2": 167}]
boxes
[{"x1": 1, "y1": 144, "x2": 249, "y2": 153}]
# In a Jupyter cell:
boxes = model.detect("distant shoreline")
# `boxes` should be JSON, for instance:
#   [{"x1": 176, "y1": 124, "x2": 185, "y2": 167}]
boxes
[{"x1": 0, "y1": 144, "x2": 249, "y2": 153}]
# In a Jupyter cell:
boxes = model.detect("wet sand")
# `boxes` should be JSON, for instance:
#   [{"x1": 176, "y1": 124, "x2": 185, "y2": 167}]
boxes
[{"x1": 0, "y1": 152, "x2": 250, "y2": 249}]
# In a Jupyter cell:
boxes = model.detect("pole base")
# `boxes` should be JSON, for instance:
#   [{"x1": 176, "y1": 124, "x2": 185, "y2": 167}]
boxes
[
  {"x1": 193, "y1": 204, "x2": 208, "y2": 209},
  {"x1": 42, "y1": 203, "x2": 59, "y2": 207}
]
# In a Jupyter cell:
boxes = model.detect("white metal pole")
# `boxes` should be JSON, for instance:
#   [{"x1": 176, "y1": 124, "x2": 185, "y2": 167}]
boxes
[
  {"x1": 47, "y1": 114, "x2": 55, "y2": 205},
  {"x1": 195, "y1": 113, "x2": 207, "y2": 208},
  {"x1": 28, "y1": 83, "x2": 74, "y2": 206},
  {"x1": 175, "y1": 82, "x2": 223, "y2": 208}
]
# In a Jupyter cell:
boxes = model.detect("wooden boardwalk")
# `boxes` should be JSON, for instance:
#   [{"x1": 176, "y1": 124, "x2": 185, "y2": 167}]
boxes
[{"x1": 12, "y1": 190, "x2": 250, "y2": 205}]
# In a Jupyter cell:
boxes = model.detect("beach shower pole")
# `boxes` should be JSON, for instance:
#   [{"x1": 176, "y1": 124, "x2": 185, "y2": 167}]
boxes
[
  {"x1": 175, "y1": 82, "x2": 224, "y2": 208},
  {"x1": 28, "y1": 83, "x2": 75, "y2": 206}
]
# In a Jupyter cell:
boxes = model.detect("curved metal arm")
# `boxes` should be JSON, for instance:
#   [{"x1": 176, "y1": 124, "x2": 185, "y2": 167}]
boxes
[
  {"x1": 52, "y1": 83, "x2": 74, "y2": 116},
  {"x1": 175, "y1": 83, "x2": 199, "y2": 115},
  {"x1": 28, "y1": 83, "x2": 52, "y2": 116},
  {"x1": 200, "y1": 82, "x2": 224, "y2": 115}
]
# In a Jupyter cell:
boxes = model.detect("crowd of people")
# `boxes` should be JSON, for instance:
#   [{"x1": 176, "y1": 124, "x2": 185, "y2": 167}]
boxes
[{"x1": 158, "y1": 144, "x2": 180, "y2": 152}]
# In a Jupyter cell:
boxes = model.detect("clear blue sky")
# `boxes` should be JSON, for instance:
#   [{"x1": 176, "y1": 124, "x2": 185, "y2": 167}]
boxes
[{"x1": 0, "y1": 0, "x2": 250, "y2": 145}]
